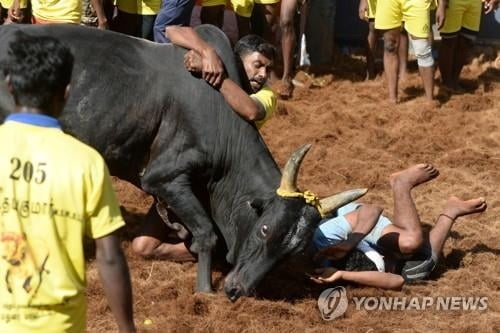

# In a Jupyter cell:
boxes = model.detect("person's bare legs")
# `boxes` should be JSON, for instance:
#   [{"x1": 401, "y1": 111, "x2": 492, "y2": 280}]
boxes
[
  {"x1": 398, "y1": 28, "x2": 409, "y2": 82},
  {"x1": 438, "y1": 36, "x2": 458, "y2": 89},
  {"x1": 200, "y1": 5, "x2": 225, "y2": 28},
  {"x1": 428, "y1": 196, "x2": 487, "y2": 254},
  {"x1": 278, "y1": 0, "x2": 299, "y2": 98},
  {"x1": 254, "y1": 3, "x2": 279, "y2": 44},
  {"x1": 132, "y1": 205, "x2": 196, "y2": 262},
  {"x1": 235, "y1": 14, "x2": 251, "y2": 39},
  {"x1": 451, "y1": 34, "x2": 473, "y2": 88},
  {"x1": 382, "y1": 28, "x2": 401, "y2": 103},
  {"x1": 410, "y1": 34, "x2": 435, "y2": 102},
  {"x1": 378, "y1": 164, "x2": 439, "y2": 255},
  {"x1": 365, "y1": 21, "x2": 377, "y2": 80}
]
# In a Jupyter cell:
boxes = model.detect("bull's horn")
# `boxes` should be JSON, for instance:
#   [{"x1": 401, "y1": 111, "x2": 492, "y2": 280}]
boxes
[
  {"x1": 319, "y1": 188, "x2": 368, "y2": 215},
  {"x1": 278, "y1": 144, "x2": 312, "y2": 193}
]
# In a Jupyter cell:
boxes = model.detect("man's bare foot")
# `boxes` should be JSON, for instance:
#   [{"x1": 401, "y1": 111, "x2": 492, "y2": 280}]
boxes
[
  {"x1": 442, "y1": 196, "x2": 487, "y2": 220},
  {"x1": 390, "y1": 163, "x2": 439, "y2": 189}
]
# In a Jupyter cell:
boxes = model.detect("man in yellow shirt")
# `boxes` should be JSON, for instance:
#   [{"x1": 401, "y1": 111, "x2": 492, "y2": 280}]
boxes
[
  {"x1": 358, "y1": 0, "x2": 408, "y2": 80},
  {"x1": 375, "y1": 0, "x2": 446, "y2": 103},
  {"x1": 200, "y1": 0, "x2": 253, "y2": 39},
  {"x1": 0, "y1": 34, "x2": 135, "y2": 332},
  {"x1": 438, "y1": 0, "x2": 498, "y2": 91},
  {"x1": 0, "y1": 0, "x2": 30, "y2": 24},
  {"x1": 132, "y1": 26, "x2": 277, "y2": 260},
  {"x1": 26, "y1": 0, "x2": 107, "y2": 26},
  {"x1": 113, "y1": 0, "x2": 160, "y2": 40}
]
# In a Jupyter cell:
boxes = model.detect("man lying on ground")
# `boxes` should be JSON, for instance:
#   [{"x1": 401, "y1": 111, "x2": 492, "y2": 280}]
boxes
[{"x1": 311, "y1": 164, "x2": 487, "y2": 290}]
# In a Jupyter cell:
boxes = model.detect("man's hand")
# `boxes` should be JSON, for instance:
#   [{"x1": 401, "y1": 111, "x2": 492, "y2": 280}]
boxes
[
  {"x1": 309, "y1": 268, "x2": 344, "y2": 284},
  {"x1": 483, "y1": 0, "x2": 499, "y2": 14},
  {"x1": 358, "y1": 0, "x2": 369, "y2": 21},
  {"x1": 435, "y1": 1, "x2": 447, "y2": 30},
  {"x1": 184, "y1": 50, "x2": 203, "y2": 73},
  {"x1": 7, "y1": 1, "x2": 23, "y2": 23},
  {"x1": 200, "y1": 47, "x2": 225, "y2": 88}
]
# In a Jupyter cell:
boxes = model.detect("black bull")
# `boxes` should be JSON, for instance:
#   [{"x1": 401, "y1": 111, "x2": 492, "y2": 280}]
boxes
[{"x1": 0, "y1": 24, "x2": 366, "y2": 301}]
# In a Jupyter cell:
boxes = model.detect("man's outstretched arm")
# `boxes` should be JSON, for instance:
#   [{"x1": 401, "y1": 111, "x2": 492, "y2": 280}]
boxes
[
  {"x1": 312, "y1": 269, "x2": 405, "y2": 290},
  {"x1": 95, "y1": 233, "x2": 136, "y2": 333}
]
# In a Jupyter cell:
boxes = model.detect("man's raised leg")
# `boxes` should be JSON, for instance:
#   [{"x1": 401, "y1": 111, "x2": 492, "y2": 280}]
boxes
[
  {"x1": 378, "y1": 164, "x2": 439, "y2": 255},
  {"x1": 428, "y1": 196, "x2": 487, "y2": 254}
]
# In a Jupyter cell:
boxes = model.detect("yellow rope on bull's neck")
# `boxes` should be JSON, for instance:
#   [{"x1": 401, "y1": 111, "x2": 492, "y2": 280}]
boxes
[{"x1": 276, "y1": 188, "x2": 326, "y2": 217}]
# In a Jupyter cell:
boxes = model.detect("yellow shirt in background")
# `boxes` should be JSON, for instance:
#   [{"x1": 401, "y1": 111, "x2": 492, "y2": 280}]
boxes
[
  {"x1": 0, "y1": 115, "x2": 125, "y2": 332},
  {"x1": 31, "y1": 0, "x2": 82, "y2": 23},
  {"x1": 0, "y1": 0, "x2": 28, "y2": 9},
  {"x1": 116, "y1": 0, "x2": 161, "y2": 15}
]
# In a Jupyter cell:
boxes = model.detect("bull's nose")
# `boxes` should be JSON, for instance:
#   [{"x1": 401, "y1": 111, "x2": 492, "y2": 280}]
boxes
[{"x1": 224, "y1": 283, "x2": 243, "y2": 302}]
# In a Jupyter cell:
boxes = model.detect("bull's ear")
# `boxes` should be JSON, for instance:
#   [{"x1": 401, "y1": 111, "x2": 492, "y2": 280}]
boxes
[{"x1": 248, "y1": 198, "x2": 264, "y2": 216}]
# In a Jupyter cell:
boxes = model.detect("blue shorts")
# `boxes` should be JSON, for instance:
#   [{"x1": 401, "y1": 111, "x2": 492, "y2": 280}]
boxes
[
  {"x1": 313, "y1": 202, "x2": 393, "y2": 250},
  {"x1": 154, "y1": 0, "x2": 195, "y2": 43}
]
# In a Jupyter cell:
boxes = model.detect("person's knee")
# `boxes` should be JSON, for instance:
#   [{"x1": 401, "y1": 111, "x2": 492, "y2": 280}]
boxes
[
  {"x1": 410, "y1": 38, "x2": 434, "y2": 67},
  {"x1": 132, "y1": 237, "x2": 157, "y2": 257},
  {"x1": 384, "y1": 38, "x2": 398, "y2": 54},
  {"x1": 399, "y1": 232, "x2": 424, "y2": 254}
]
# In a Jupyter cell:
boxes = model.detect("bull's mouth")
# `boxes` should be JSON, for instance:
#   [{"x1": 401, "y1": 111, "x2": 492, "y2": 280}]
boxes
[{"x1": 224, "y1": 270, "x2": 256, "y2": 302}]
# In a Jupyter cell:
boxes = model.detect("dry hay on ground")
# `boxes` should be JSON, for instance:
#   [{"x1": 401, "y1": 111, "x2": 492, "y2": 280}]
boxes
[{"x1": 86, "y1": 47, "x2": 500, "y2": 332}]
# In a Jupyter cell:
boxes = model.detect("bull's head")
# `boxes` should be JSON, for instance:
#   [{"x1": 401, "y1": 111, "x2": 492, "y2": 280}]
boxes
[{"x1": 224, "y1": 144, "x2": 367, "y2": 301}]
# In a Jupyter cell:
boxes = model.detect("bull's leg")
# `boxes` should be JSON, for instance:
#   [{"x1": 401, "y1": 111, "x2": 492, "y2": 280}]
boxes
[{"x1": 143, "y1": 175, "x2": 217, "y2": 293}]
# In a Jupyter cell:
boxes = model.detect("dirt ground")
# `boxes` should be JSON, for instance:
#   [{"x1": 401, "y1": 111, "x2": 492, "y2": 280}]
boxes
[{"x1": 86, "y1": 47, "x2": 500, "y2": 332}]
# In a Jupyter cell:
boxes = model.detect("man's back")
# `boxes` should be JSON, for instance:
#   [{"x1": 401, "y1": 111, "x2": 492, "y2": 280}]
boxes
[{"x1": 0, "y1": 114, "x2": 124, "y2": 331}]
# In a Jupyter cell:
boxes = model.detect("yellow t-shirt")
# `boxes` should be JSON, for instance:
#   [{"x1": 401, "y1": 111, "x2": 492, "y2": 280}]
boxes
[
  {"x1": 251, "y1": 85, "x2": 277, "y2": 129},
  {"x1": 116, "y1": 0, "x2": 161, "y2": 15},
  {"x1": 0, "y1": 0, "x2": 28, "y2": 9},
  {"x1": 31, "y1": 0, "x2": 82, "y2": 23},
  {"x1": 0, "y1": 114, "x2": 125, "y2": 332}
]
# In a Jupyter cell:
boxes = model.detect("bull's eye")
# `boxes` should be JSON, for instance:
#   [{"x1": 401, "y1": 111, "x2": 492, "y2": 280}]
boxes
[{"x1": 260, "y1": 225, "x2": 269, "y2": 238}]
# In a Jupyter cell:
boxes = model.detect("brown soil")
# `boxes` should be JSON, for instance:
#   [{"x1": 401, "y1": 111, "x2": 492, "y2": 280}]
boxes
[{"x1": 86, "y1": 47, "x2": 500, "y2": 332}]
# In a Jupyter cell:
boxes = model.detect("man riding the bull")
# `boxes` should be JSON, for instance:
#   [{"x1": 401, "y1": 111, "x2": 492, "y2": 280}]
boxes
[
  {"x1": 167, "y1": 25, "x2": 277, "y2": 129},
  {"x1": 132, "y1": 27, "x2": 278, "y2": 261}
]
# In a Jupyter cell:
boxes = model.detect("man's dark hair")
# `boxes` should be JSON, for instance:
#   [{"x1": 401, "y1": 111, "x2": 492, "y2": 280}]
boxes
[
  {"x1": 234, "y1": 34, "x2": 276, "y2": 62},
  {"x1": 2, "y1": 33, "x2": 74, "y2": 110}
]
